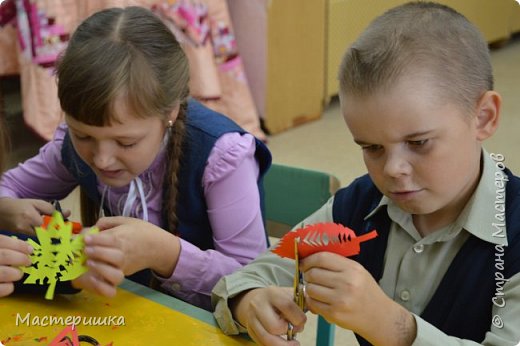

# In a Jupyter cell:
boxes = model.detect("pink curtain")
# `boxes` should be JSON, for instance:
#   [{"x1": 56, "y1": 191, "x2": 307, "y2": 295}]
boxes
[
  {"x1": 4, "y1": 0, "x2": 265, "y2": 141},
  {"x1": 154, "y1": 0, "x2": 266, "y2": 141}
]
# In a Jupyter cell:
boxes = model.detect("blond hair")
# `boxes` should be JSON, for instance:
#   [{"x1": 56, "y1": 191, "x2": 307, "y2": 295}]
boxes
[
  {"x1": 57, "y1": 7, "x2": 189, "y2": 234},
  {"x1": 339, "y1": 1, "x2": 493, "y2": 112}
]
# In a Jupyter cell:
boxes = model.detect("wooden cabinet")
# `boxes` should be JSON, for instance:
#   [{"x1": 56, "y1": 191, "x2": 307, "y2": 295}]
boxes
[
  {"x1": 229, "y1": 0, "x2": 326, "y2": 135},
  {"x1": 510, "y1": 2, "x2": 520, "y2": 33},
  {"x1": 325, "y1": 0, "x2": 520, "y2": 101},
  {"x1": 265, "y1": 0, "x2": 326, "y2": 134},
  {"x1": 232, "y1": 0, "x2": 520, "y2": 134}
]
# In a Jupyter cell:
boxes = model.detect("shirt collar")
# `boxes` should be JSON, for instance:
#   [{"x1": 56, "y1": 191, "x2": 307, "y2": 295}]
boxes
[
  {"x1": 464, "y1": 149, "x2": 508, "y2": 245},
  {"x1": 364, "y1": 149, "x2": 508, "y2": 246}
]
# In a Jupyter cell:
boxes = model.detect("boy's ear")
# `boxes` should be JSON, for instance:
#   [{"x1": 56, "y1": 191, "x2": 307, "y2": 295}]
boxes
[{"x1": 475, "y1": 90, "x2": 501, "y2": 141}]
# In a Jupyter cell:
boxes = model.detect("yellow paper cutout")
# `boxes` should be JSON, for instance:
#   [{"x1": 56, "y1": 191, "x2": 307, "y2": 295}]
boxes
[{"x1": 19, "y1": 211, "x2": 99, "y2": 300}]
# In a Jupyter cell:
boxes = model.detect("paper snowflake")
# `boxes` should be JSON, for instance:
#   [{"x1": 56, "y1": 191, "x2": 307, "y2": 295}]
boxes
[{"x1": 19, "y1": 211, "x2": 98, "y2": 300}]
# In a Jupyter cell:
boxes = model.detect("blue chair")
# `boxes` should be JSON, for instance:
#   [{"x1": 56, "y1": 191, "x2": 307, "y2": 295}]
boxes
[{"x1": 263, "y1": 163, "x2": 341, "y2": 346}]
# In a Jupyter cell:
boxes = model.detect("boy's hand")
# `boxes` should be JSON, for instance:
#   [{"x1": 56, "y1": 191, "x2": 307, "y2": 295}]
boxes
[
  {"x1": 0, "y1": 235, "x2": 33, "y2": 297},
  {"x1": 301, "y1": 252, "x2": 416, "y2": 346},
  {"x1": 231, "y1": 286, "x2": 306, "y2": 346},
  {"x1": 0, "y1": 197, "x2": 55, "y2": 235}
]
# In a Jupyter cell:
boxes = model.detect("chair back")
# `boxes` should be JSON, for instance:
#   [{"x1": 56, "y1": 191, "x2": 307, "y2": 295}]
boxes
[
  {"x1": 264, "y1": 163, "x2": 340, "y2": 238},
  {"x1": 263, "y1": 163, "x2": 340, "y2": 346}
]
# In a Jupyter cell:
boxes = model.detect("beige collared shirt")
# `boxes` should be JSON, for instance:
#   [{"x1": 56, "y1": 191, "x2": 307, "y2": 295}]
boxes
[{"x1": 212, "y1": 150, "x2": 520, "y2": 345}]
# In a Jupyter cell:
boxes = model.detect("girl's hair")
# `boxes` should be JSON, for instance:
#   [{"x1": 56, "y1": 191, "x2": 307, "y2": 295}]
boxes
[
  {"x1": 0, "y1": 115, "x2": 7, "y2": 173},
  {"x1": 57, "y1": 6, "x2": 189, "y2": 234},
  {"x1": 339, "y1": 1, "x2": 493, "y2": 113}
]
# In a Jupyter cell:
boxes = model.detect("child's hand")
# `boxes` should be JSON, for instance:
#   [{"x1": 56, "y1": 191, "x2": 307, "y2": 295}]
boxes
[
  {"x1": 0, "y1": 197, "x2": 55, "y2": 235},
  {"x1": 71, "y1": 238, "x2": 125, "y2": 297},
  {"x1": 91, "y1": 216, "x2": 181, "y2": 277},
  {"x1": 72, "y1": 265, "x2": 125, "y2": 297},
  {"x1": 300, "y1": 252, "x2": 416, "y2": 345},
  {"x1": 0, "y1": 235, "x2": 33, "y2": 297},
  {"x1": 231, "y1": 286, "x2": 306, "y2": 346}
]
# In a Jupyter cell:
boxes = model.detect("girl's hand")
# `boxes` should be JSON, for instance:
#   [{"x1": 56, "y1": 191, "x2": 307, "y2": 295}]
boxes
[
  {"x1": 231, "y1": 286, "x2": 306, "y2": 346},
  {"x1": 0, "y1": 235, "x2": 33, "y2": 297},
  {"x1": 300, "y1": 252, "x2": 416, "y2": 346},
  {"x1": 92, "y1": 217, "x2": 181, "y2": 277},
  {"x1": 0, "y1": 198, "x2": 56, "y2": 235},
  {"x1": 71, "y1": 230, "x2": 125, "y2": 297},
  {"x1": 71, "y1": 255, "x2": 125, "y2": 297}
]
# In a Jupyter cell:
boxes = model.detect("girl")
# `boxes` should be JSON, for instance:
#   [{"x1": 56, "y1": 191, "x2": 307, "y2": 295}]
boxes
[{"x1": 0, "y1": 6, "x2": 271, "y2": 310}]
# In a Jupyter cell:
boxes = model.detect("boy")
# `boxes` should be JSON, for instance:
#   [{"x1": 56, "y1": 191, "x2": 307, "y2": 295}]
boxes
[{"x1": 211, "y1": 2, "x2": 520, "y2": 345}]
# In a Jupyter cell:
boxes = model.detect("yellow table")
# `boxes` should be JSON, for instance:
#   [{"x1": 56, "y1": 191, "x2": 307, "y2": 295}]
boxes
[{"x1": 0, "y1": 280, "x2": 254, "y2": 345}]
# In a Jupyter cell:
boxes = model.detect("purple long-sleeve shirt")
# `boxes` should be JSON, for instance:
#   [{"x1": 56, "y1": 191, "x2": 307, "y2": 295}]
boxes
[{"x1": 0, "y1": 123, "x2": 267, "y2": 309}]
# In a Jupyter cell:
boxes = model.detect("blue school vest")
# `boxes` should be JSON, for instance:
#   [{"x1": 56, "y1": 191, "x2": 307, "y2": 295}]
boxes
[
  {"x1": 60, "y1": 100, "x2": 271, "y2": 283},
  {"x1": 332, "y1": 170, "x2": 520, "y2": 344}
]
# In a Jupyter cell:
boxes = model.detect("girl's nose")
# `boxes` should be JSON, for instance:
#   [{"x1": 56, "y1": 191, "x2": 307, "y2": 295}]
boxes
[{"x1": 92, "y1": 146, "x2": 115, "y2": 170}]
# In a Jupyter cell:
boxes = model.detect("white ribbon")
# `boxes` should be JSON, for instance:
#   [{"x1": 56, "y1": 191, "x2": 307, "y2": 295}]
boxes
[{"x1": 99, "y1": 177, "x2": 149, "y2": 222}]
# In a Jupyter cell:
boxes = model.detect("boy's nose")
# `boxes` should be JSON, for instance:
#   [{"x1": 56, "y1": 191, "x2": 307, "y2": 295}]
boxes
[{"x1": 383, "y1": 153, "x2": 411, "y2": 177}]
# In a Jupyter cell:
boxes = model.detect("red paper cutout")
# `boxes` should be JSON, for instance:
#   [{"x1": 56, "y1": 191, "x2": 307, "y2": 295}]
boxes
[
  {"x1": 272, "y1": 223, "x2": 378, "y2": 259},
  {"x1": 48, "y1": 325, "x2": 79, "y2": 346}
]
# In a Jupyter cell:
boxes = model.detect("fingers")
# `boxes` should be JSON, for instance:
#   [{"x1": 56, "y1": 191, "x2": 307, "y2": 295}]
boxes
[
  {"x1": 0, "y1": 283, "x2": 15, "y2": 298},
  {"x1": 0, "y1": 265, "x2": 25, "y2": 283},
  {"x1": 300, "y1": 252, "x2": 350, "y2": 272},
  {"x1": 73, "y1": 273, "x2": 118, "y2": 297},
  {"x1": 246, "y1": 287, "x2": 306, "y2": 346},
  {"x1": 304, "y1": 282, "x2": 336, "y2": 313},
  {"x1": 304, "y1": 294, "x2": 333, "y2": 317},
  {"x1": 83, "y1": 233, "x2": 127, "y2": 284},
  {"x1": 0, "y1": 248, "x2": 32, "y2": 268},
  {"x1": 31, "y1": 199, "x2": 55, "y2": 217},
  {"x1": 0, "y1": 235, "x2": 33, "y2": 255},
  {"x1": 86, "y1": 260, "x2": 125, "y2": 287},
  {"x1": 0, "y1": 236, "x2": 31, "y2": 295},
  {"x1": 269, "y1": 287, "x2": 307, "y2": 332},
  {"x1": 0, "y1": 236, "x2": 32, "y2": 268},
  {"x1": 84, "y1": 231, "x2": 119, "y2": 248},
  {"x1": 84, "y1": 244, "x2": 124, "y2": 269},
  {"x1": 247, "y1": 316, "x2": 301, "y2": 346},
  {"x1": 94, "y1": 216, "x2": 131, "y2": 230},
  {"x1": 72, "y1": 248, "x2": 125, "y2": 298},
  {"x1": 303, "y1": 265, "x2": 339, "y2": 290},
  {"x1": 61, "y1": 209, "x2": 72, "y2": 219}
]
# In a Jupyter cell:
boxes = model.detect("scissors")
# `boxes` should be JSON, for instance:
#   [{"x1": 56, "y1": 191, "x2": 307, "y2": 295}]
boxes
[{"x1": 287, "y1": 237, "x2": 306, "y2": 340}]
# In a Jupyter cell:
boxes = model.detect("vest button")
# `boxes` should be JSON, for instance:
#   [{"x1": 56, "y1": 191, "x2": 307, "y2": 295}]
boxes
[
  {"x1": 400, "y1": 290, "x2": 411, "y2": 302},
  {"x1": 413, "y1": 244, "x2": 424, "y2": 254}
]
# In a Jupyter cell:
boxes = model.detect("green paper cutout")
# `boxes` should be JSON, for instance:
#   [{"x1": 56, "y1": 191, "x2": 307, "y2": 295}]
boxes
[{"x1": 20, "y1": 211, "x2": 99, "y2": 300}]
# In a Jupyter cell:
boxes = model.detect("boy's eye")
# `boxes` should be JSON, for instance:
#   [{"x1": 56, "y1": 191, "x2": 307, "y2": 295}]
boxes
[
  {"x1": 361, "y1": 145, "x2": 382, "y2": 152},
  {"x1": 407, "y1": 139, "x2": 429, "y2": 146}
]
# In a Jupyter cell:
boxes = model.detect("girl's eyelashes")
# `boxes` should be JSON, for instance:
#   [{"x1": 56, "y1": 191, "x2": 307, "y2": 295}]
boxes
[
  {"x1": 117, "y1": 141, "x2": 137, "y2": 149},
  {"x1": 71, "y1": 131, "x2": 138, "y2": 148},
  {"x1": 72, "y1": 132, "x2": 90, "y2": 141}
]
